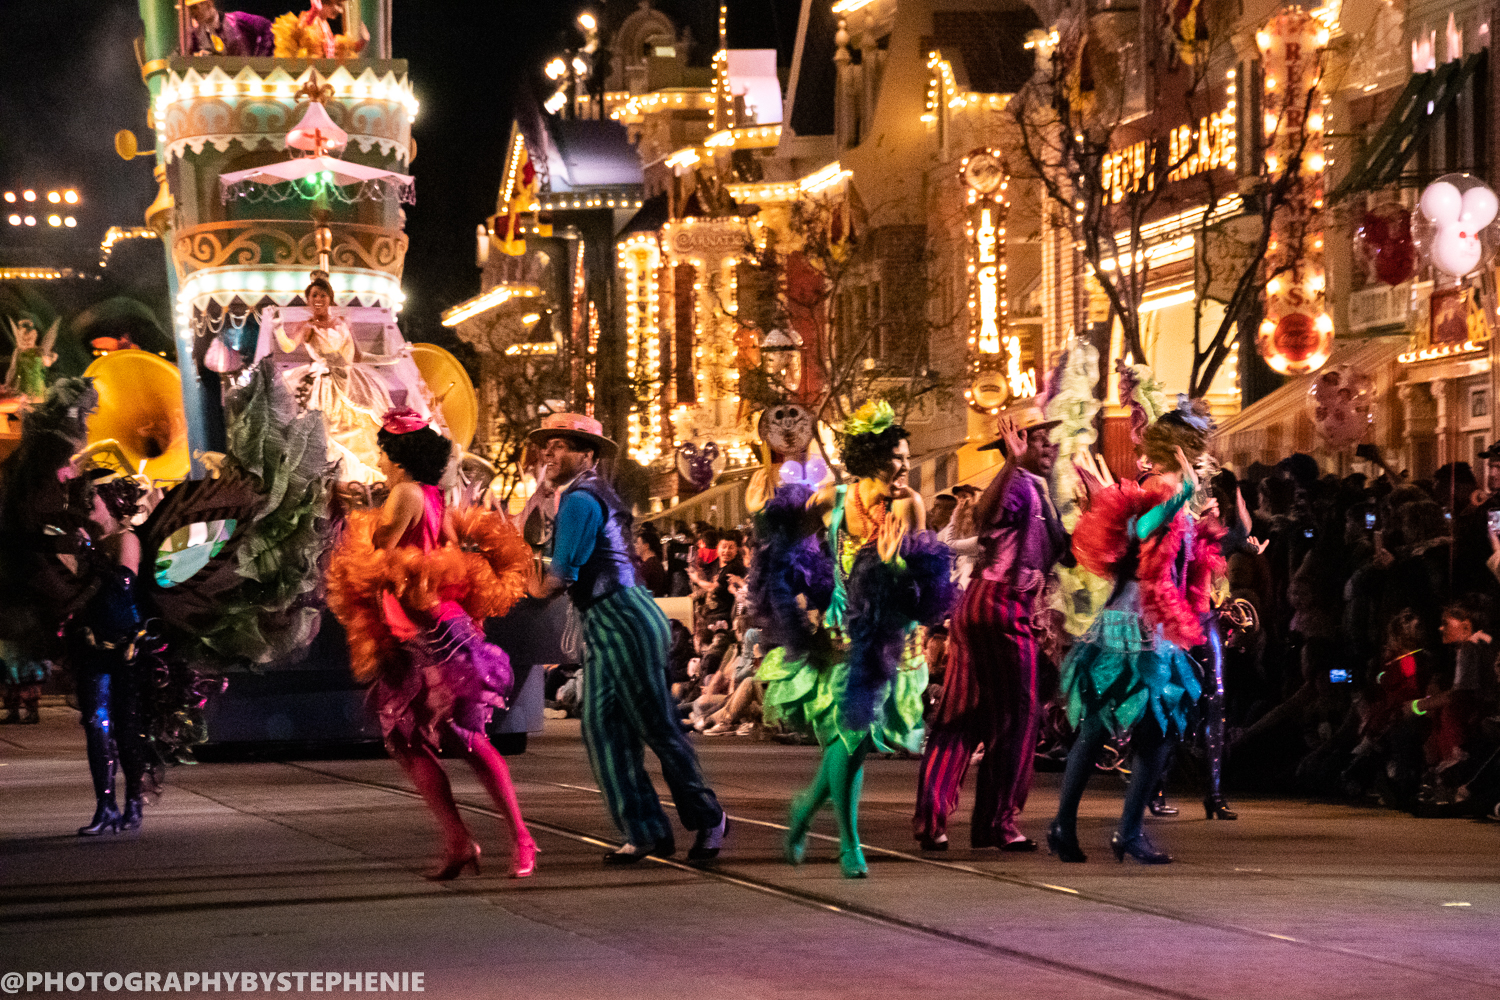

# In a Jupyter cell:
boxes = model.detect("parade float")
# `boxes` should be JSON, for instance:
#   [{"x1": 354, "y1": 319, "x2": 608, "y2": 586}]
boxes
[{"x1": 81, "y1": 0, "x2": 542, "y2": 747}]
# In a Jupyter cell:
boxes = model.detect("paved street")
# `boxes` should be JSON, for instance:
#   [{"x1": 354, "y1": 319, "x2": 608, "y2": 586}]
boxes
[{"x1": 4, "y1": 705, "x2": 1499, "y2": 1000}]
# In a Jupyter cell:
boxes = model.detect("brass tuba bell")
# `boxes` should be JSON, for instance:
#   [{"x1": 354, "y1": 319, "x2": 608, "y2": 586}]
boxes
[
  {"x1": 409, "y1": 342, "x2": 479, "y2": 450},
  {"x1": 81, "y1": 350, "x2": 190, "y2": 483}
]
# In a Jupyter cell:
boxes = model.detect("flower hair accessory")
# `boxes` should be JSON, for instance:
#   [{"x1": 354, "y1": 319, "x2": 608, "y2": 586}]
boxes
[
  {"x1": 1174, "y1": 393, "x2": 1214, "y2": 434},
  {"x1": 843, "y1": 400, "x2": 896, "y2": 437},
  {"x1": 381, "y1": 407, "x2": 428, "y2": 435}
]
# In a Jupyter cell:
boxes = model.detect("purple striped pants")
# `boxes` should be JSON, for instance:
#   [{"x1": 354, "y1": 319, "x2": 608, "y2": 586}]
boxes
[{"x1": 913, "y1": 579, "x2": 1040, "y2": 846}]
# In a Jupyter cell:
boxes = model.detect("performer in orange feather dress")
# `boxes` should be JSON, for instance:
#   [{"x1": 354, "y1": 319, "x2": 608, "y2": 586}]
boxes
[{"x1": 327, "y1": 408, "x2": 537, "y2": 879}]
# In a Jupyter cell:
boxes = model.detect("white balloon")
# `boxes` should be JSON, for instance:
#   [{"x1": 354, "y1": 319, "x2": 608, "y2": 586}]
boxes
[{"x1": 1462, "y1": 186, "x2": 1499, "y2": 229}]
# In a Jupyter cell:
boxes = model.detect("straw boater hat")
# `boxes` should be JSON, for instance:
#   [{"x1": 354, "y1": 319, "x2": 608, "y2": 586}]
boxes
[
  {"x1": 976, "y1": 405, "x2": 1062, "y2": 453},
  {"x1": 527, "y1": 412, "x2": 618, "y2": 459}
]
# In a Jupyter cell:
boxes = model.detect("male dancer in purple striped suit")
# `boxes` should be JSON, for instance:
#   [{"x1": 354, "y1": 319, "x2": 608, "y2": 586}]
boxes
[{"x1": 914, "y1": 408, "x2": 1069, "y2": 851}]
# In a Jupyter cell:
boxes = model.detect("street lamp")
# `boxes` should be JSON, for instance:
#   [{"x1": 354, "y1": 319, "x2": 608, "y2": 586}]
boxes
[{"x1": 543, "y1": 9, "x2": 604, "y2": 120}]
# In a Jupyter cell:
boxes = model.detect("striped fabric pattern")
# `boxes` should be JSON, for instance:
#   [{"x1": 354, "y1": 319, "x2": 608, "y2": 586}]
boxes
[
  {"x1": 580, "y1": 585, "x2": 722, "y2": 845},
  {"x1": 914, "y1": 578, "x2": 1041, "y2": 845}
]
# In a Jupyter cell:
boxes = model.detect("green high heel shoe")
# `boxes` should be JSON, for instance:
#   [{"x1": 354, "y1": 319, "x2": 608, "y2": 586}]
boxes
[
  {"x1": 784, "y1": 794, "x2": 815, "y2": 866},
  {"x1": 839, "y1": 846, "x2": 868, "y2": 879}
]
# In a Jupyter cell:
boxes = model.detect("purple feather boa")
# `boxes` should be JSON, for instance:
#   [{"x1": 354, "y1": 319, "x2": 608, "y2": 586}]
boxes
[
  {"x1": 747, "y1": 484, "x2": 834, "y2": 662},
  {"x1": 841, "y1": 529, "x2": 957, "y2": 731}
]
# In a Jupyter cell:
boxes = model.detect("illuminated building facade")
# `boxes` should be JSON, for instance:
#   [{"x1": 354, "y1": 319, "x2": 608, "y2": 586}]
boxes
[{"x1": 1221, "y1": 0, "x2": 1500, "y2": 479}]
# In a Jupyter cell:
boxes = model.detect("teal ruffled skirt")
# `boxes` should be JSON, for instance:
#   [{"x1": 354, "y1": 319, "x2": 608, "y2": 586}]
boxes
[
  {"x1": 757, "y1": 635, "x2": 927, "y2": 753},
  {"x1": 1060, "y1": 608, "x2": 1201, "y2": 738},
  {"x1": 1, "y1": 641, "x2": 49, "y2": 686}
]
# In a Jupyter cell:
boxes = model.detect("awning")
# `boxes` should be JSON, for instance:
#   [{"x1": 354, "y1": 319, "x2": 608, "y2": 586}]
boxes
[
  {"x1": 1213, "y1": 336, "x2": 1407, "y2": 465},
  {"x1": 1331, "y1": 51, "x2": 1485, "y2": 199}
]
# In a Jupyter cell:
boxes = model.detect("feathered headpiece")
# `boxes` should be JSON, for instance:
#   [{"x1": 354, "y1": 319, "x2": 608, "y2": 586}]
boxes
[
  {"x1": 843, "y1": 400, "x2": 896, "y2": 437},
  {"x1": 380, "y1": 407, "x2": 428, "y2": 435}
]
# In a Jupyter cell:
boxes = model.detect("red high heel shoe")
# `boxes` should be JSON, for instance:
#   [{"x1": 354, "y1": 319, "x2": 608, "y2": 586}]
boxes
[
  {"x1": 425, "y1": 841, "x2": 481, "y2": 881},
  {"x1": 511, "y1": 839, "x2": 539, "y2": 879}
]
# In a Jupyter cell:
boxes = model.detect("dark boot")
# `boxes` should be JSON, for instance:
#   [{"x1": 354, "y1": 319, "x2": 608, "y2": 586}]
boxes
[
  {"x1": 78, "y1": 674, "x2": 121, "y2": 836},
  {"x1": 78, "y1": 736, "x2": 121, "y2": 836},
  {"x1": 116, "y1": 678, "x2": 150, "y2": 832}
]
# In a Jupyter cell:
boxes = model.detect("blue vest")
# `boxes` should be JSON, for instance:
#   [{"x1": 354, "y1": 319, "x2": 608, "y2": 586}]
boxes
[{"x1": 559, "y1": 469, "x2": 640, "y2": 608}]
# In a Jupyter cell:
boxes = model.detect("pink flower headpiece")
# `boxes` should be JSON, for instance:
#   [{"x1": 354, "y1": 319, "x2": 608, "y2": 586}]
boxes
[{"x1": 381, "y1": 407, "x2": 428, "y2": 435}]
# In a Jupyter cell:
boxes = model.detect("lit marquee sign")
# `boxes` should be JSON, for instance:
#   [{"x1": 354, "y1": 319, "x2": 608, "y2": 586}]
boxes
[
  {"x1": 960, "y1": 148, "x2": 1033, "y2": 412},
  {"x1": 974, "y1": 204, "x2": 1002, "y2": 354},
  {"x1": 1099, "y1": 102, "x2": 1235, "y2": 202}
]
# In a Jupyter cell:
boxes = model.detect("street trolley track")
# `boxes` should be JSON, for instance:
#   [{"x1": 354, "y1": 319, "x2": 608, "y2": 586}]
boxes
[{"x1": 291, "y1": 763, "x2": 1500, "y2": 997}]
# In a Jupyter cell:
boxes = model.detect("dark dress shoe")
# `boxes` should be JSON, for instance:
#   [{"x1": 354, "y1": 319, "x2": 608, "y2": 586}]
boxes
[
  {"x1": 603, "y1": 837, "x2": 675, "y2": 864},
  {"x1": 687, "y1": 814, "x2": 729, "y2": 861},
  {"x1": 1203, "y1": 795, "x2": 1238, "y2": 820},
  {"x1": 918, "y1": 835, "x2": 949, "y2": 851},
  {"x1": 1000, "y1": 837, "x2": 1039, "y2": 852},
  {"x1": 1110, "y1": 832, "x2": 1172, "y2": 864},
  {"x1": 1148, "y1": 790, "x2": 1179, "y2": 817},
  {"x1": 1046, "y1": 820, "x2": 1087, "y2": 863}
]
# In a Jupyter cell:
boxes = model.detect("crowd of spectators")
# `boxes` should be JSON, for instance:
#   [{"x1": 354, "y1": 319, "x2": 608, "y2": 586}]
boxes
[{"x1": 1207, "y1": 445, "x2": 1500, "y2": 818}]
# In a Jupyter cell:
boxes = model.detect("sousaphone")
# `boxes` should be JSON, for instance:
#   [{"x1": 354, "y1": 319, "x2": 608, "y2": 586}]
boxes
[
  {"x1": 80, "y1": 350, "x2": 190, "y2": 482},
  {"x1": 409, "y1": 342, "x2": 478, "y2": 450}
]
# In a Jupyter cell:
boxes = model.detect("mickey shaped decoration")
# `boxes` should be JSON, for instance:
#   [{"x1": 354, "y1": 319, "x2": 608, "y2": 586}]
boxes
[
  {"x1": 676, "y1": 440, "x2": 722, "y2": 492},
  {"x1": 1419, "y1": 175, "x2": 1500, "y2": 279},
  {"x1": 778, "y1": 455, "x2": 830, "y2": 489}
]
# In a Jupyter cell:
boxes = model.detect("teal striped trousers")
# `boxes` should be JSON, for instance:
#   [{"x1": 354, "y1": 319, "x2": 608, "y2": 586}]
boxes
[{"x1": 580, "y1": 585, "x2": 722, "y2": 846}]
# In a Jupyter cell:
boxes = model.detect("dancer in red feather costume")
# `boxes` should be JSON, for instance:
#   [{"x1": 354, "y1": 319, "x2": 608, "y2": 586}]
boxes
[
  {"x1": 1047, "y1": 399, "x2": 1222, "y2": 865},
  {"x1": 327, "y1": 409, "x2": 537, "y2": 880}
]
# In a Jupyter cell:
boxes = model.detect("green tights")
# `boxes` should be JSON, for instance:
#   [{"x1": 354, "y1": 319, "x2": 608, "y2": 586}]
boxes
[{"x1": 786, "y1": 735, "x2": 873, "y2": 877}]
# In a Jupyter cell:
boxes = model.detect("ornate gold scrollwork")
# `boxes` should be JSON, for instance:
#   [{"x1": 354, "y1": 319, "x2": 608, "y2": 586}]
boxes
[{"x1": 172, "y1": 220, "x2": 407, "y2": 281}]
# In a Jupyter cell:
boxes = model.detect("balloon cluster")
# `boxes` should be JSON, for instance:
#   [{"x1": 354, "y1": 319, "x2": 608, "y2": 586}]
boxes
[
  {"x1": 1305, "y1": 364, "x2": 1374, "y2": 448},
  {"x1": 1353, "y1": 203, "x2": 1416, "y2": 286}
]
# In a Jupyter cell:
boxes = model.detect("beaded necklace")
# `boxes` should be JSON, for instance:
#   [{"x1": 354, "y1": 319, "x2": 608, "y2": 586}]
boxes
[{"x1": 848, "y1": 480, "x2": 890, "y2": 543}]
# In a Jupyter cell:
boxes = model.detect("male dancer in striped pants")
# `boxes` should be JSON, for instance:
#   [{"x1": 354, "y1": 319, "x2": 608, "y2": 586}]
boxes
[
  {"x1": 913, "y1": 408, "x2": 1069, "y2": 851},
  {"x1": 526, "y1": 413, "x2": 728, "y2": 864}
]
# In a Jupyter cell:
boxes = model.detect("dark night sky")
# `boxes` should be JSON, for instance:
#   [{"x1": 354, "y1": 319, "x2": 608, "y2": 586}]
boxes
[{"x1": 0, "y1": 1, "x2": 802, "y2": 335}]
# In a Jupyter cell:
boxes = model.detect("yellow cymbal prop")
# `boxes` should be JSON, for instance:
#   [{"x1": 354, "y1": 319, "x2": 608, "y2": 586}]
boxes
[
  {"x1": 409, "y1": 342, "x2": 478, "y2": 449},
  {"x1": 82, "y1": 350, "x2": 190, "y2": 482}
]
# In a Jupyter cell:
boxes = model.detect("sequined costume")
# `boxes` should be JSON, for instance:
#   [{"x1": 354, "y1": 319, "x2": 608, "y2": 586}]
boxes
[{"x1": 327, "y1": 487, "x2": 530, "y2": 750}]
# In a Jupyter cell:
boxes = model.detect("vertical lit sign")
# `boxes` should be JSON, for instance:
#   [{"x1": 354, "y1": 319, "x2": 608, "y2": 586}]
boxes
[
  {"x1": 960, "y1": 148, "x2": 1030, "y2": 413},
  {"x1": 618, "y1": 235, "x2": 662, "y2": 463},
  {"x1": 975, "y1": 206, "x2": 1001, "y2": 354},
  {"x1": 1257, "y1": 8, "x2": 1331, "y2": 375}
]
